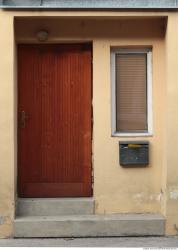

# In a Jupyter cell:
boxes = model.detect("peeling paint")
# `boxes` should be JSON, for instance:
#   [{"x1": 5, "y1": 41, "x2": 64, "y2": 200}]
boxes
[
  {"x1": 133, "y1": 192, "x2": 162, "y2": 203},
  {"x1": 0, "y1": 216, "x2": 11, "y2": 225},
  {"x1": 150, "y1": 193, "x2": 162, "y2": 202},
  {"x1": 0, "y1": 217, "x2": 5, "y2": 225},
  {"x1": 133, "y1": 193, "x2": 144, "y2": 201},
  {"x1": 169, "y1": 189, "x2": 178, "y2": 200}
]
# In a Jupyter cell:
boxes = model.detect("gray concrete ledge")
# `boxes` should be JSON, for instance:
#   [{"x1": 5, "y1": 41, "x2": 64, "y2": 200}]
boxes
[
  {"x1": 14, "y1": 213, "x2": 165, "y2": 237},
  {"x1": 1, "y1": 237, "x2": 178, "y2": 247},
  {"x1": 2, "y1": 0, "x2": 178, "y2": 9}
]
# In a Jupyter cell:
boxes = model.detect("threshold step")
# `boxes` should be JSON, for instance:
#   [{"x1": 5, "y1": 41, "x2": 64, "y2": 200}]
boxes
[
  {"x1": 14, "y1": 213, "x2": 165, "y2": 237},
  {"x1": 17, "y1": 198, "x2": 94, "y2": 216}
]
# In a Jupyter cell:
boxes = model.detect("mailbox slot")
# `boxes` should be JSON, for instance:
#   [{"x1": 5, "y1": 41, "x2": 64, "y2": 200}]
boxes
[{"x1": 119, "y1": 141, "x2": 149, "y2": 167}]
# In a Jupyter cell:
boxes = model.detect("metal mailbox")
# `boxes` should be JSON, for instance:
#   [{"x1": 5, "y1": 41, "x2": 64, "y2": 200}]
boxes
[{"x1": 119, "y1": 141, "x2": 149, "y2": 167}]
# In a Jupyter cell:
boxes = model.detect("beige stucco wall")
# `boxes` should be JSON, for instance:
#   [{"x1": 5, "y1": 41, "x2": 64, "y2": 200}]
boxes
[
  {"x1": 92, "y1": 21, "x2": 166, "y2": 215},
  {"x1": 165, "y1": 13, "x2": 178, "y2": 235},
  {"x1": 15, "y1": 16, "x2": 166, "y2": 213},
  {"x1": 0, "y1": 9, "x2": 177, "y2": 237},
  {"x1": 0, "y1": 12, "x2": 15, "y2": 238}
]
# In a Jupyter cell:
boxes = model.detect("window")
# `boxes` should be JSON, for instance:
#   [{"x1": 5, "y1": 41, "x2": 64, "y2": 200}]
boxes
[{"x1": 111, "y1": 49, "x2": 152, "y2": 136}]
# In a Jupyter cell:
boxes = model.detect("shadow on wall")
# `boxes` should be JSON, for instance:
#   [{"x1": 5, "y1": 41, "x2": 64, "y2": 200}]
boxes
[{"x1": 15, "y1": 17, "x2": 167, "y2": 42}]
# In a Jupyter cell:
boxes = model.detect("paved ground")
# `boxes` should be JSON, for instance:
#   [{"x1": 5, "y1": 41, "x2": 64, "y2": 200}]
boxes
[{"x1": 0, "y1": 237, "x2": 178, "y2": 247}]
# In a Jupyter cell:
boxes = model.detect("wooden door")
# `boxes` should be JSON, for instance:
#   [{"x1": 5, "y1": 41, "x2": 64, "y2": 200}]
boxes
[{"x1": 18, "y1": 44, "x2": 92, "y2": 197}]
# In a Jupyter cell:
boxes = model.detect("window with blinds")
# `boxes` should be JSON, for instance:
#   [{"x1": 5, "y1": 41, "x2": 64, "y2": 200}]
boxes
[{"x1": 111, "y1": 49, "x2": 152, "y2": 135}]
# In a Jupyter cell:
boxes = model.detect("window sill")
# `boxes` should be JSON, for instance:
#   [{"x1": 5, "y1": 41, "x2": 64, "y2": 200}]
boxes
[{"x1": 112, "y1": 132, "x2": 153, "y2": 137}]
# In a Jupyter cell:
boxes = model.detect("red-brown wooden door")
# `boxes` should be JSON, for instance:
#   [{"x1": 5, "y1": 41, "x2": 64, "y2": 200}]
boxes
[{"x1": 18, "y1": 44, "x2": 92, "y2": 197}]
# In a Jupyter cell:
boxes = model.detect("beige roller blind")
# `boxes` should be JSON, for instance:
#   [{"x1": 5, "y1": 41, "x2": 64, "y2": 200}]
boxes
[{"x1": 116, "y1": 53, "x2": 147, "y2": 132}]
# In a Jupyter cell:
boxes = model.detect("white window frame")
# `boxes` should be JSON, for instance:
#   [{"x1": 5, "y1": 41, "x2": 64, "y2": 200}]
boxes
[{"x1": 111, "y1": 48, "x2": 153, "y2": 137}]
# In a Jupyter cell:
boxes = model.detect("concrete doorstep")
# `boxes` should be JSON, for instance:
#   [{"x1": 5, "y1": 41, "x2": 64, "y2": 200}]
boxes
[
  {"x1": 0, "y1": 237, "x2": 178, "y2": 247},
  {"x1": 14, "y1": 214, "x2": 165, "y2": 238},
  {"x1": 17, "y1": 198, "x2": 95, "y2": 216}
]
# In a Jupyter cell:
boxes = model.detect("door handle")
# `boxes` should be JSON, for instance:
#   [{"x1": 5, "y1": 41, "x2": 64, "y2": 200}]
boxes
[{"x1": 20, "y1": 111, "x2": 29, "y2": 128}]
